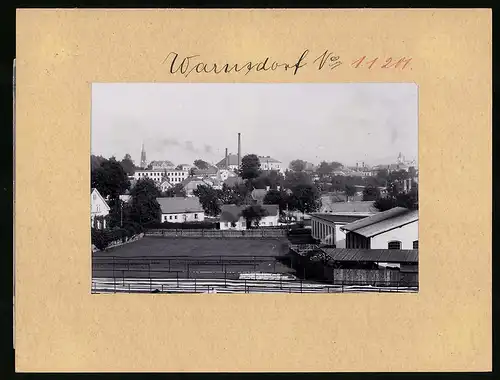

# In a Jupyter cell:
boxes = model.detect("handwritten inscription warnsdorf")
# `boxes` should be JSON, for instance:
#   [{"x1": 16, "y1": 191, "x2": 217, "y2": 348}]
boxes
[{"x1": 162, "y1": 50, "x2": 343, "y2": 77}]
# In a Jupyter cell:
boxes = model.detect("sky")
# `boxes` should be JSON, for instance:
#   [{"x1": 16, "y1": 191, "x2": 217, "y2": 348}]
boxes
[{"x1": 91, "y1": 83, "x2": 418, "y2": 168}]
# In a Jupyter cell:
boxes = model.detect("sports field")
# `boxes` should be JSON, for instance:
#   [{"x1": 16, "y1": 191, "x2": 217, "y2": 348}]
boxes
[{"x1": 92, "y1": 236, "x2": 295, "y2": 280}]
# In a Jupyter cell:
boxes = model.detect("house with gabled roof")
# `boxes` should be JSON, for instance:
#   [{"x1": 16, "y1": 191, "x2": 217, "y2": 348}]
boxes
[
  {"x1": 91, "y1": 188, "x2": 110, "y2": 229},
  {"x1": 219, "y1": 204, "x2": 279, "y2": 230},
  {"x1": 341, "y1": 207, "x2": 418, "y2": 250},
  {"x1": 156, "y1": 197, "x2": 205, "y2": 223}
]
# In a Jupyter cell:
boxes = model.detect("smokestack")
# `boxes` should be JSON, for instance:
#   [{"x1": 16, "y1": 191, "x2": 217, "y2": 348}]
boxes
[
  {"x1": 237, "y1": 133, "x2": 241, "y2": 168},
  {"x1": 225, "y1": 148, "x2": 228, "y2": 169}
]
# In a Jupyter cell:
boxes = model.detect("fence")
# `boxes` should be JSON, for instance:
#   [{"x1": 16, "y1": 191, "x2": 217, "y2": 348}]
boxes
[
  {"x1": 92, "y1": 255, "x2": 418, "y2": 294},
  {"x1": 145, "y1": 229, "x2": 288, "y2": 238}
]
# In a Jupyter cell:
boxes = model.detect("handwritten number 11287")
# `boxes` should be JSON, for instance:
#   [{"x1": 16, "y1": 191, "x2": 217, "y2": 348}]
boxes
[{"x1": 351, "y1": 56, "x2": 412, "y2": 70}]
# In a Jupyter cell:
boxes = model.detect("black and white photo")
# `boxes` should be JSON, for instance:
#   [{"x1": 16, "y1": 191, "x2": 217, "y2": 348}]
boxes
[{"x1": 91, "y1": 83, "x2": 419, "y2": 294}]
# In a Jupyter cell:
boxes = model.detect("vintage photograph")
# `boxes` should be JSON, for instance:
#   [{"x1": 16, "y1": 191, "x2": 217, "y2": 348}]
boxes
[{"x1": 91, "y1": 83, "x2": 418, "y2": 294}]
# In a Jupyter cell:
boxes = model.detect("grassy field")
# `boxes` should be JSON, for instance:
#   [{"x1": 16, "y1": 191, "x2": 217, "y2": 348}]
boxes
[
  {"x1": 93, "y1": 236, "x2": 290, "y2": 258},
  {"x1": 92, "y1": 236, "x2": 294, "y2": 280}
]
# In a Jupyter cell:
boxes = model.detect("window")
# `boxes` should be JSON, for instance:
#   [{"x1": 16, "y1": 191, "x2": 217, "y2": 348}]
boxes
[
  {"x1": 169, "y1": 215, "x2": 172, "y2": 220},
  {"x1": 388, "y1": 241, "x2": 402, "y2": 250},
  {"x1": 175, "y1": 215, "x2": 178, "y2": 220},
  {"x1": 96, "y1": 204, "x2": 100, "y2": 212},
  {"x1": 413, "y1": 240, "x2": 419, "y2": 249},
  {"x1": 194, "y1": 214, "x2": 198, "y2": 219},
  {"x1": 92, "y1": 194, "x2": 96, "y2": 200}
]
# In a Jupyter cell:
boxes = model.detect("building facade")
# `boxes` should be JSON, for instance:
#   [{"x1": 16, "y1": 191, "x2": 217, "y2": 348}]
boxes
[
  {"x1": 219, "y1": 204, "x2": 280, "y2": 230},
  {"x1": 258, "y1": 156, "x2": 284, "y2": 173},
  {"x1": 157, "y1": 197, "x2": 205, "y2": 223},
  {"x1": 341, "y1": 207, "x2": 419, "y2": 250},
  {"x1": 91, "y1": 188, "x2": 110, "y2": 229},
  {"x1": 311, "y1": 213, "x2": 376, "y2": 247},
  {"x1": 134, "y1": 169, "x2": 189, "y2": 185}
]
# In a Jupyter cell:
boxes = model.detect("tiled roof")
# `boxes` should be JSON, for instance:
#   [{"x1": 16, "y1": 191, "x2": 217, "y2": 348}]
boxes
[
  {"x1": 341, "y1": 207, "x2": 418, "y2": 238},
  {"x1": 216, "y1": 154, "x2": 239, "y2": 168},
  {"x1": 192, "y1": 167, "x2": 218, "y2": 175},
  {"x1": 311, "y1": 213, "x2": 372, "y2": 224},
  {"x1": 156, "y1": 197, "x2": 204, "y2": 214},
  {"x1": 220, "y1": 204, "x2": 279, "y2": 222},
  {"x1": 322, "y1": 248, "x2": 418, "y2": 263}
]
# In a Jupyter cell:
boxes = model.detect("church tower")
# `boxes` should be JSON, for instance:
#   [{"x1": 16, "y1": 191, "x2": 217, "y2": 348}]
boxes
[{"x1": 140, "y1": 143, "x2": 147, "y2": 168}]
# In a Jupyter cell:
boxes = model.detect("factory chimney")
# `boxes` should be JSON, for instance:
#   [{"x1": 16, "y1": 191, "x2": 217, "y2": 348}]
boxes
[
  {"x1": 225, "y1": 148, "x2": 229, "y2": 169},
  {"x1": 237, "y1": 133, "x2": 241, "y2": 168}
]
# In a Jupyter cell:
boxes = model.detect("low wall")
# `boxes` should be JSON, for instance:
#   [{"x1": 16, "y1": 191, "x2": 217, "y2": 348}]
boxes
[
  {"x1": 331, "y1": 268, "x2": 401, "y2": 285},
  {"x1": 145, "y1": 229, "x2": 287, "y2": 238}
]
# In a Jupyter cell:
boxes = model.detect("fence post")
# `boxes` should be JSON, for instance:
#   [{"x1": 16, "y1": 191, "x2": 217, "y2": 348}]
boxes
[
  {"x1": 245, "y1": 279, "x2": 247, "y2": 293},
  {"x1": 128, "y1": 283, "x2": 131, "y2": 293},
  {"x1": 280, "y1": 276, "x2": 282, "y2": 290},
  {"x1": 112, "y1": 256, "x2": 115, "y2": 287},
  {"x1": 161, "y1": 284, "x2": 163, "y2": 293},
  {"x1": 177, "y1": 271, "x2": 179, "y2": 288},
  {"x1": 195, "y1": 277, "x2": 197, "y2": 293},
  {"x1": 123, "y1": 270, "x2": 125, "y2": 286},
  {"x1": 300, "y1": 279, "x2": 303, "y2": 293},
  {"x1": 342, "y1": 281, "x2": 344, "y2": 293},
  {"x1": 224, "y1": 265, "x2": 227, "y2": 288}
]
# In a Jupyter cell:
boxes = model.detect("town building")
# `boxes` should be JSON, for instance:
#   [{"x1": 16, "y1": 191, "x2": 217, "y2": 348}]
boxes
[
  {"x1": 216, "y1": 153, "x2": 284, "y2": 173},
  {"x1": 134, "y1": 169, "x2": 189, "y2": 185},
  {"x1": 341, "y1": 207, "x2": 418, "y2": 250},
  {"x1": 216, "y1": 153, "x2": 239, "y2": 171},
  {"x1": 219, "y1": 204, "x2": 279, "y2": 230},
  {"x1": 181, "y1": 177, "x2": 214, "y2": 197},
  {"x1": 191, "y1": 166, "x2": 219, "y2": 180},
  {"x1": 149, "y1": 160, "x2": 175, "y2": 170},
  {"x1": 218, "y1": 169, "x2": 237, "y2": 182},
  {"x1": 91, "y1": 188, "x2": 110, "y2": 229},
  {"x1": 159, "y1": 178, "x2": 174, "y2": 192},
  {"x1": 157, "y1": 197, "x2": 205, "y2": 223},
  {"x1": 258, "y1": 156, "x2": 284, "y2": 173},
  {"x1": 177, "y1": 164, "x2": 193, "y2": 171},
  {"x1": 311, "y1": 202, "x2": 379, "y2": 247}
]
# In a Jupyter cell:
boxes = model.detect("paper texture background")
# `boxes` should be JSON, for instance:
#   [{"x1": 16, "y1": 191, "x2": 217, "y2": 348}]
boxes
[{"x1": 15, "y1": 9, "x2": 491, "y2": 372}]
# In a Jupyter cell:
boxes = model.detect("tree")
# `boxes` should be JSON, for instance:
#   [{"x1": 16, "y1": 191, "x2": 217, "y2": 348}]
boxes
[
  {"x1": 129, "y1": 178, "x2": 161, "y2": 225},
  {"x1": 344, "y1": 184, "x2": 356, "y2": 201},
  {"x1": 252, "y1": 170, "x2": 284, "y2": 190},
  {"x1": 288, "y1": 184, "x2": 320, "y2": 214},
  {"x1": 164, "y1": 183, "x2": 186, "y2": 198},
  {"x1": 91, "y1": 155, "x2": 107, "y2": 171},
  {"x1": 263, "y1": 189, "x2": 289, "y2": 214},
  {"x1": 362, "y1": 185, "x2": 381, "y2": 201},
  {"x1": 194, "y1": 159, "x2": 210, "y2": 170},
  {"x1": 289, "y1": 159, "x2": 307, "y2": 172},
  {"x1": 329, "y1": 161, "x2": 343, "y2": 171},
  {"x1": 284, "y1": 171, "x2": 312, "y2": 189},
  {"x1": 91, "y1": 157, "x2": 130, "y2": 199},
  {"x1": 120, "y1": 154, "x2": 136, "y2": 176},
  {"x1": 316, "y1": 161, "x2": 332, "y2": 177},
  {"x1": 239, "y1": 154, "x2": 261, "y2": 181},
  {"x1": 193, "y1": 184, "x2": 221, "y2": 217},
  {"x1": 241, "y1": 205, "x2": 268, "y2": 228}
]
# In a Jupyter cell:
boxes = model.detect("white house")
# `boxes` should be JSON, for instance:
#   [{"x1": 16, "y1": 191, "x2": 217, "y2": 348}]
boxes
[
  {"x1": 258, "y1": 156, "x2": 284, "y2": 173},
  {"x1": 219, "y1": 204, "x2": 280, "y2": 230},
  {"x1": 159, "y1": 178, "x2": 174, "y2": 192},
  {"x1": 134, "y1": 169, "x2": 189, "y2": 185},
  {"x1": 156, "y1": 197, "x2": 205, "y2": 223},
  {"x1": 340, "y1": 207, "x2": 419, "y2": 250},
  {"x1": 91, "y1": 188, "x2": 110, "y2": 229}
]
